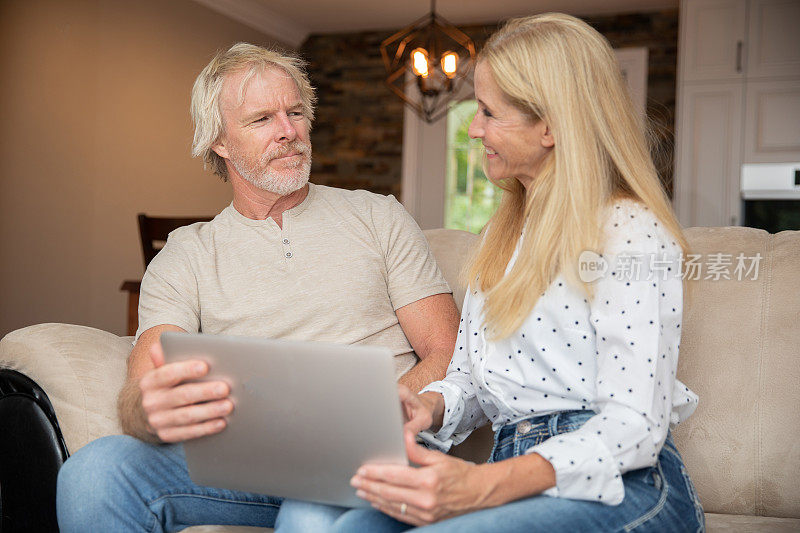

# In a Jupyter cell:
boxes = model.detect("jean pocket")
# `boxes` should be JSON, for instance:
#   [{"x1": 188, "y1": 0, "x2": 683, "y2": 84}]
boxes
[
  {"x1": 622, "y1": 462, "x2": 670, "y2": 532},
  {"x1": 626, "y1": 465, "x2": 661, "y2": 491},
  {"x1": 490, "y1": 433, "x2": 515, "y2": 463},
  {"x1": 680, "y1": 465, "x2": 705, "y2": 530},
  {"x1": 554, "y1": 410, "x2": 596, "y2": 434}
]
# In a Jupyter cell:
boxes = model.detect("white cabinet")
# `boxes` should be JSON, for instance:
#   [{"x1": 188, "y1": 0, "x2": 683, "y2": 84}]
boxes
[
  {"x1": 675, "y1": 83, "x2": 744, "y2": 227},
  {"x1": 744, "y1": 79, "x2": 800, "y2": 163},
  {"x1": 680, "y1": 0, "x2": 747, "y2": 82},
  {"x1": 674, "y1": 0, "x2": 800, "y2": 227},
  {"x1": 746, "y1": 0, "x2": 800, "y2": 79}
]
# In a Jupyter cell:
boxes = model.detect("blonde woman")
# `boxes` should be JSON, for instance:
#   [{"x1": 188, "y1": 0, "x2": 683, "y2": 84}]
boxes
[{"x1": 274, "y1": 13, "x2": 703, "y2": 532}]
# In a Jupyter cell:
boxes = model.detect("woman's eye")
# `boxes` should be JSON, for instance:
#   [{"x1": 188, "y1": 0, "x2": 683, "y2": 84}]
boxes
[{"x1": 482, "y1": 108, "x2": 493, "y2": 118}]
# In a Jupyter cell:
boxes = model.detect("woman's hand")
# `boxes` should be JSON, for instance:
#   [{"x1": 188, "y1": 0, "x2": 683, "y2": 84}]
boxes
[
  {"x1": 351, "y1": 431, "x2": 494, "y2": 526},
  {"x1": 398, "y1": 385, "x2": 439, "y2": 437}
]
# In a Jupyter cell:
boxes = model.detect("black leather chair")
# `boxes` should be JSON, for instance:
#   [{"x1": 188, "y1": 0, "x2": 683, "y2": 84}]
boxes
[{"x1": 0, "y1": 369, "x2": 69, "y2": 532}]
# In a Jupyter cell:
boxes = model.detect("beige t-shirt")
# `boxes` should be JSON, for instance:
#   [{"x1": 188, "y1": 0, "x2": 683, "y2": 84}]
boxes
[{"x1": 136, "y1": 183, "x2": 451, "y2": 376}]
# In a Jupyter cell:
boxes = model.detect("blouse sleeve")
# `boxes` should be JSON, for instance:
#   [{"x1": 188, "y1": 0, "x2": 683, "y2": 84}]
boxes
[
  {"x1": 528, "y1": 202, "x2": 687, "y2": 505},
  {"x1": 419, "y1": 291, "x2": 490, "y2": 452}
]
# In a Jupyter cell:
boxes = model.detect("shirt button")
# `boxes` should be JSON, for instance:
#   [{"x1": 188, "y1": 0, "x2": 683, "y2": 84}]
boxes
[
  {"x1": 285, "y1": 252, "x2": 292, "y2": 258},
  {"x1": 518, "y1": 420, "x2": 532, "y2": 434},
  {"x1": 282, "y1": 238, "x2": 290, "y2": 244}
]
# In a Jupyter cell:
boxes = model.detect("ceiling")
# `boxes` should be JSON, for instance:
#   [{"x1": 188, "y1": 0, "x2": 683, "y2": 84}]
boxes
[{"x1": 192, "y1": 0, "x2": 678, "y2": 48}]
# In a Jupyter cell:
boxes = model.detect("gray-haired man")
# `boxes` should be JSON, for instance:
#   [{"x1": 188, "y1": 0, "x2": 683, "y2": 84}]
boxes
[{"x1": 56, "y1": 43, "x2": 459, "y2": 531}]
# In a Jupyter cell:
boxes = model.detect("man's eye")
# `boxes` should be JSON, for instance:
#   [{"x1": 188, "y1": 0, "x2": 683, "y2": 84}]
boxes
[
  {"x1": 289, "y1": 111, "x2": 304, "y2": 118},
  {"x1": 482, "y1": 108, "x2": 493, "y2": 118},
  {"x1": 253, "y1": 116, "x2": 268, "y2": 123}
]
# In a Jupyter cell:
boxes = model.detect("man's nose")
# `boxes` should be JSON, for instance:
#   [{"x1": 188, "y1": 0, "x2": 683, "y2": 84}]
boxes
[{"x1": 275, "y1": 112, "x2": 298, "y2": 142}]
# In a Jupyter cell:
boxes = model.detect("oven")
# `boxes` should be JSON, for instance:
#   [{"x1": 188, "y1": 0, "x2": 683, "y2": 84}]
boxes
[{"x1": 741, "y1": 163, "x2": 800, "y2": 233}]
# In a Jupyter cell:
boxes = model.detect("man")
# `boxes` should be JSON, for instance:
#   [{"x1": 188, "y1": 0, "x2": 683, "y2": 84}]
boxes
[{"x1": 56, "y1": 43, "x2": 459, "y2": 532}]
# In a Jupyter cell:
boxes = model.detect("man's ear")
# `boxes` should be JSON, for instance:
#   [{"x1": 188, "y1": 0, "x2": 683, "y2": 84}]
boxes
[
  {"x1": 541, "y1": 124, "x2": 555, "y2": 148},
  {"x1": 211, "y1": 138, "x2": 230, "y2": 160}
]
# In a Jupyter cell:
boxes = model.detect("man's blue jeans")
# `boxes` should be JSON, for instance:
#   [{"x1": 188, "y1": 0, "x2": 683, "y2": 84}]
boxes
[
  {"x1": 56, "y1": 435, "x2": 282, "y2": 532},
  {"x1": 275, "y1": 411, "x2": 705, "y2": 532}
]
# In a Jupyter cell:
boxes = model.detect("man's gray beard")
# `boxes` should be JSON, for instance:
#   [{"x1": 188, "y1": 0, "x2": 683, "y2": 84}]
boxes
[{"x1": 230, "y1": 141, "x2": 312, "y2": 196}]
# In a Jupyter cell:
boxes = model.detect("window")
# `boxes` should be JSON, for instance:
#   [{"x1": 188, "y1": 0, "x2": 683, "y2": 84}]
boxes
[{"x1": 444, "y1": 100, "x2": 501, "y2": 233}]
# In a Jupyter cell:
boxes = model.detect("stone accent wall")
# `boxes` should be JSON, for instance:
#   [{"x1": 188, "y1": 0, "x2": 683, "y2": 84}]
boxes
[
  {"x1": 301, "y1": 30, "x2": 405, "y2": 196},
  {"x1": 301, "y1": 10, "x2": 679, "y2": 198}
]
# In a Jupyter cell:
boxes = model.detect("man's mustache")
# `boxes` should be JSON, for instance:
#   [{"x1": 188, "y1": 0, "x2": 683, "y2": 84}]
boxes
[{"x1": 262, "y1": 141, "x2": 312, "y2": 163}]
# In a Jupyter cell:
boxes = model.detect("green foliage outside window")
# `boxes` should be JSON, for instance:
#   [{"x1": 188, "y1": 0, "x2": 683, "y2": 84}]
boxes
[{"x1": 444, "y1": 100, "x2": 502, "y2": 234}]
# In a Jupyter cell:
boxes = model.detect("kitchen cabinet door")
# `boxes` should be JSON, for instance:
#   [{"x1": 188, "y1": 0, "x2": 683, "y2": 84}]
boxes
[
  {"x1": 744, "y1": 78, "x2": 800, "y2": 163},
  {"x1": 746, "y1": 0, "x2": 800, "y2": 79},
  {"x1": 680, "y1": 0, "x2": 747, "y2": 82},
  {"x1": 675, "y1": 82, "x2": 745, "y2": 226}
]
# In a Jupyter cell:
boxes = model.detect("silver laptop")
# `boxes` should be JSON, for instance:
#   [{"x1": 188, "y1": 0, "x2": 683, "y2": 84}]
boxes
[{"x1": 160, "y1": 331, "x2": 408, "y2": 508}]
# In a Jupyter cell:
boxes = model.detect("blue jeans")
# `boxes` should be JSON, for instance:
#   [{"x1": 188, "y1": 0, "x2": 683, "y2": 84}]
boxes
[
  {"x1": 275, "y1": 411, "x2": 705, "y2": 532},
  {"x1": 56, "y1": 435, "x2": 282, "y2": 532}
]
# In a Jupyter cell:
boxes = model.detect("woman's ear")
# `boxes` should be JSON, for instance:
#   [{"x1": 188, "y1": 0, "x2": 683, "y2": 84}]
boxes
[{"x1": 541, "y1": 124, "x2": 555, "y2": 148}]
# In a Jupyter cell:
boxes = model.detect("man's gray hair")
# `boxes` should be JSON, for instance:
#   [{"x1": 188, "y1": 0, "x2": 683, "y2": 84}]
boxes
[{"x1": 190, "y1": 43, "x2": 317, "y2": 181}]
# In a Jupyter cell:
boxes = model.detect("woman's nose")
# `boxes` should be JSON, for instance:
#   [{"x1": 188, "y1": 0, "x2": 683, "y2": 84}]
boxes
[{"x1": 467, "y1": 114, "x2": 482, "y2": 139}]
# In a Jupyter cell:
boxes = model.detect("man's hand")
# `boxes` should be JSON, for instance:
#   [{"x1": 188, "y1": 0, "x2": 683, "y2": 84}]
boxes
[{"x1": 138, "y1": 340, "x2": 233, "y2": 443}]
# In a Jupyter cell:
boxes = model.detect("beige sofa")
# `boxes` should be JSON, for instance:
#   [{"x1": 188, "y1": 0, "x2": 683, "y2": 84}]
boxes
[{"x1": 1, "y1": 227, "x2": 799, "y2": 532}]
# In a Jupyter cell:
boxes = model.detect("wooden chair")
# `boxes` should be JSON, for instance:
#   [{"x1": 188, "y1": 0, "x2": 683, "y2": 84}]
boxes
[
  {"x1": 137, "y1": 213, "x2": 213, "y2": 268},
  {"x1": 120, "y1": 214, "x2": 213, "y2": 335}
]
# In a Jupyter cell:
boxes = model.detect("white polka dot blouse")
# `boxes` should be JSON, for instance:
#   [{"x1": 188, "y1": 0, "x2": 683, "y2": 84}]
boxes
[{"x1": 420, "y1": 200, "x2": 699, "y2": 505}]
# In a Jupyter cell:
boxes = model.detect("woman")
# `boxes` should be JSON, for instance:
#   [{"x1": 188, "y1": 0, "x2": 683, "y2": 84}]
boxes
[{"x1": 275, "y1": 12, "x2": 703, "y2": 532}]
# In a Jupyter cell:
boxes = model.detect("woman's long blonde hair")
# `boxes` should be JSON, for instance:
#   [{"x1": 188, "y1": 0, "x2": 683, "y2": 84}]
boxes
[{"x1": 468, "y1": 13, "x2": 688, "y2": 339}]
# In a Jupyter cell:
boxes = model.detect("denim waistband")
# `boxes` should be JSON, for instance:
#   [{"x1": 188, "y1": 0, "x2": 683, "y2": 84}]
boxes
[
  {"x1": 497, "y1": 410, "x2": 597, "y2": 440},
  {"x1": 491, "y1": 410, "x2": 678, "y2": 466},
  {"x1": 490, "y1": 410, "x2": 597, "y2": 463}
]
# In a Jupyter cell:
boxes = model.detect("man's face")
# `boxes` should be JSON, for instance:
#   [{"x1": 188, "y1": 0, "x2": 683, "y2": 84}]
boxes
[{"x1": 213, "y1": 67, "x2": 312, "y2": 195}]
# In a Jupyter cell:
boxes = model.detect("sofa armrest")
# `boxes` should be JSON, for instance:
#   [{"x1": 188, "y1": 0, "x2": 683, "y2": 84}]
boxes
[
  {"x1": 0, "y1": 323, "x2": 131, "y2": 455},
  {"x1": 0, "y1": 369, "x2": 69, "y2": 531}
]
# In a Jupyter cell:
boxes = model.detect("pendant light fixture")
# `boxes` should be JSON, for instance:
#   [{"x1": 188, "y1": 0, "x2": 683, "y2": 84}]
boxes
[{"x1": 380, "y1": 0, "x2": 476, "y2": 123}]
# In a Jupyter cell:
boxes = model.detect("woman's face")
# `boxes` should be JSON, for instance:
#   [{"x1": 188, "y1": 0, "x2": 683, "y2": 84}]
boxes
[{"x1": 468, "y1": 61, "x2": 554, "y2": 190}]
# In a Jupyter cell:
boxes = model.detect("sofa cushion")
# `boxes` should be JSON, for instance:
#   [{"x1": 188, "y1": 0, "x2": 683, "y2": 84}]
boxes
[
  {"x1": 673, "y1": 228, "x2": 800, "y2": 518},
  {"x1": 422, "y1": 228, "x2": 478, "y2": 312},
  {"x1": 705, "y1": 512, "x2": 800, "y2": 532},
  {"x1": 757, "y1": 231, "x2": 800, "y2": 519},
  {"x1": 0, "y1": 323, "x2": 131, "y2": 455}
]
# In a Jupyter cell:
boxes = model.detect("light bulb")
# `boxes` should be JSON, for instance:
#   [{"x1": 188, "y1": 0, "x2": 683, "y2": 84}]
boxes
[
  {"x1": 411, "y1": 48, "x2": 429, "y2": 78},
  {"x1": 441, "y1": 52, "x2": 458, "y2": 78}
]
